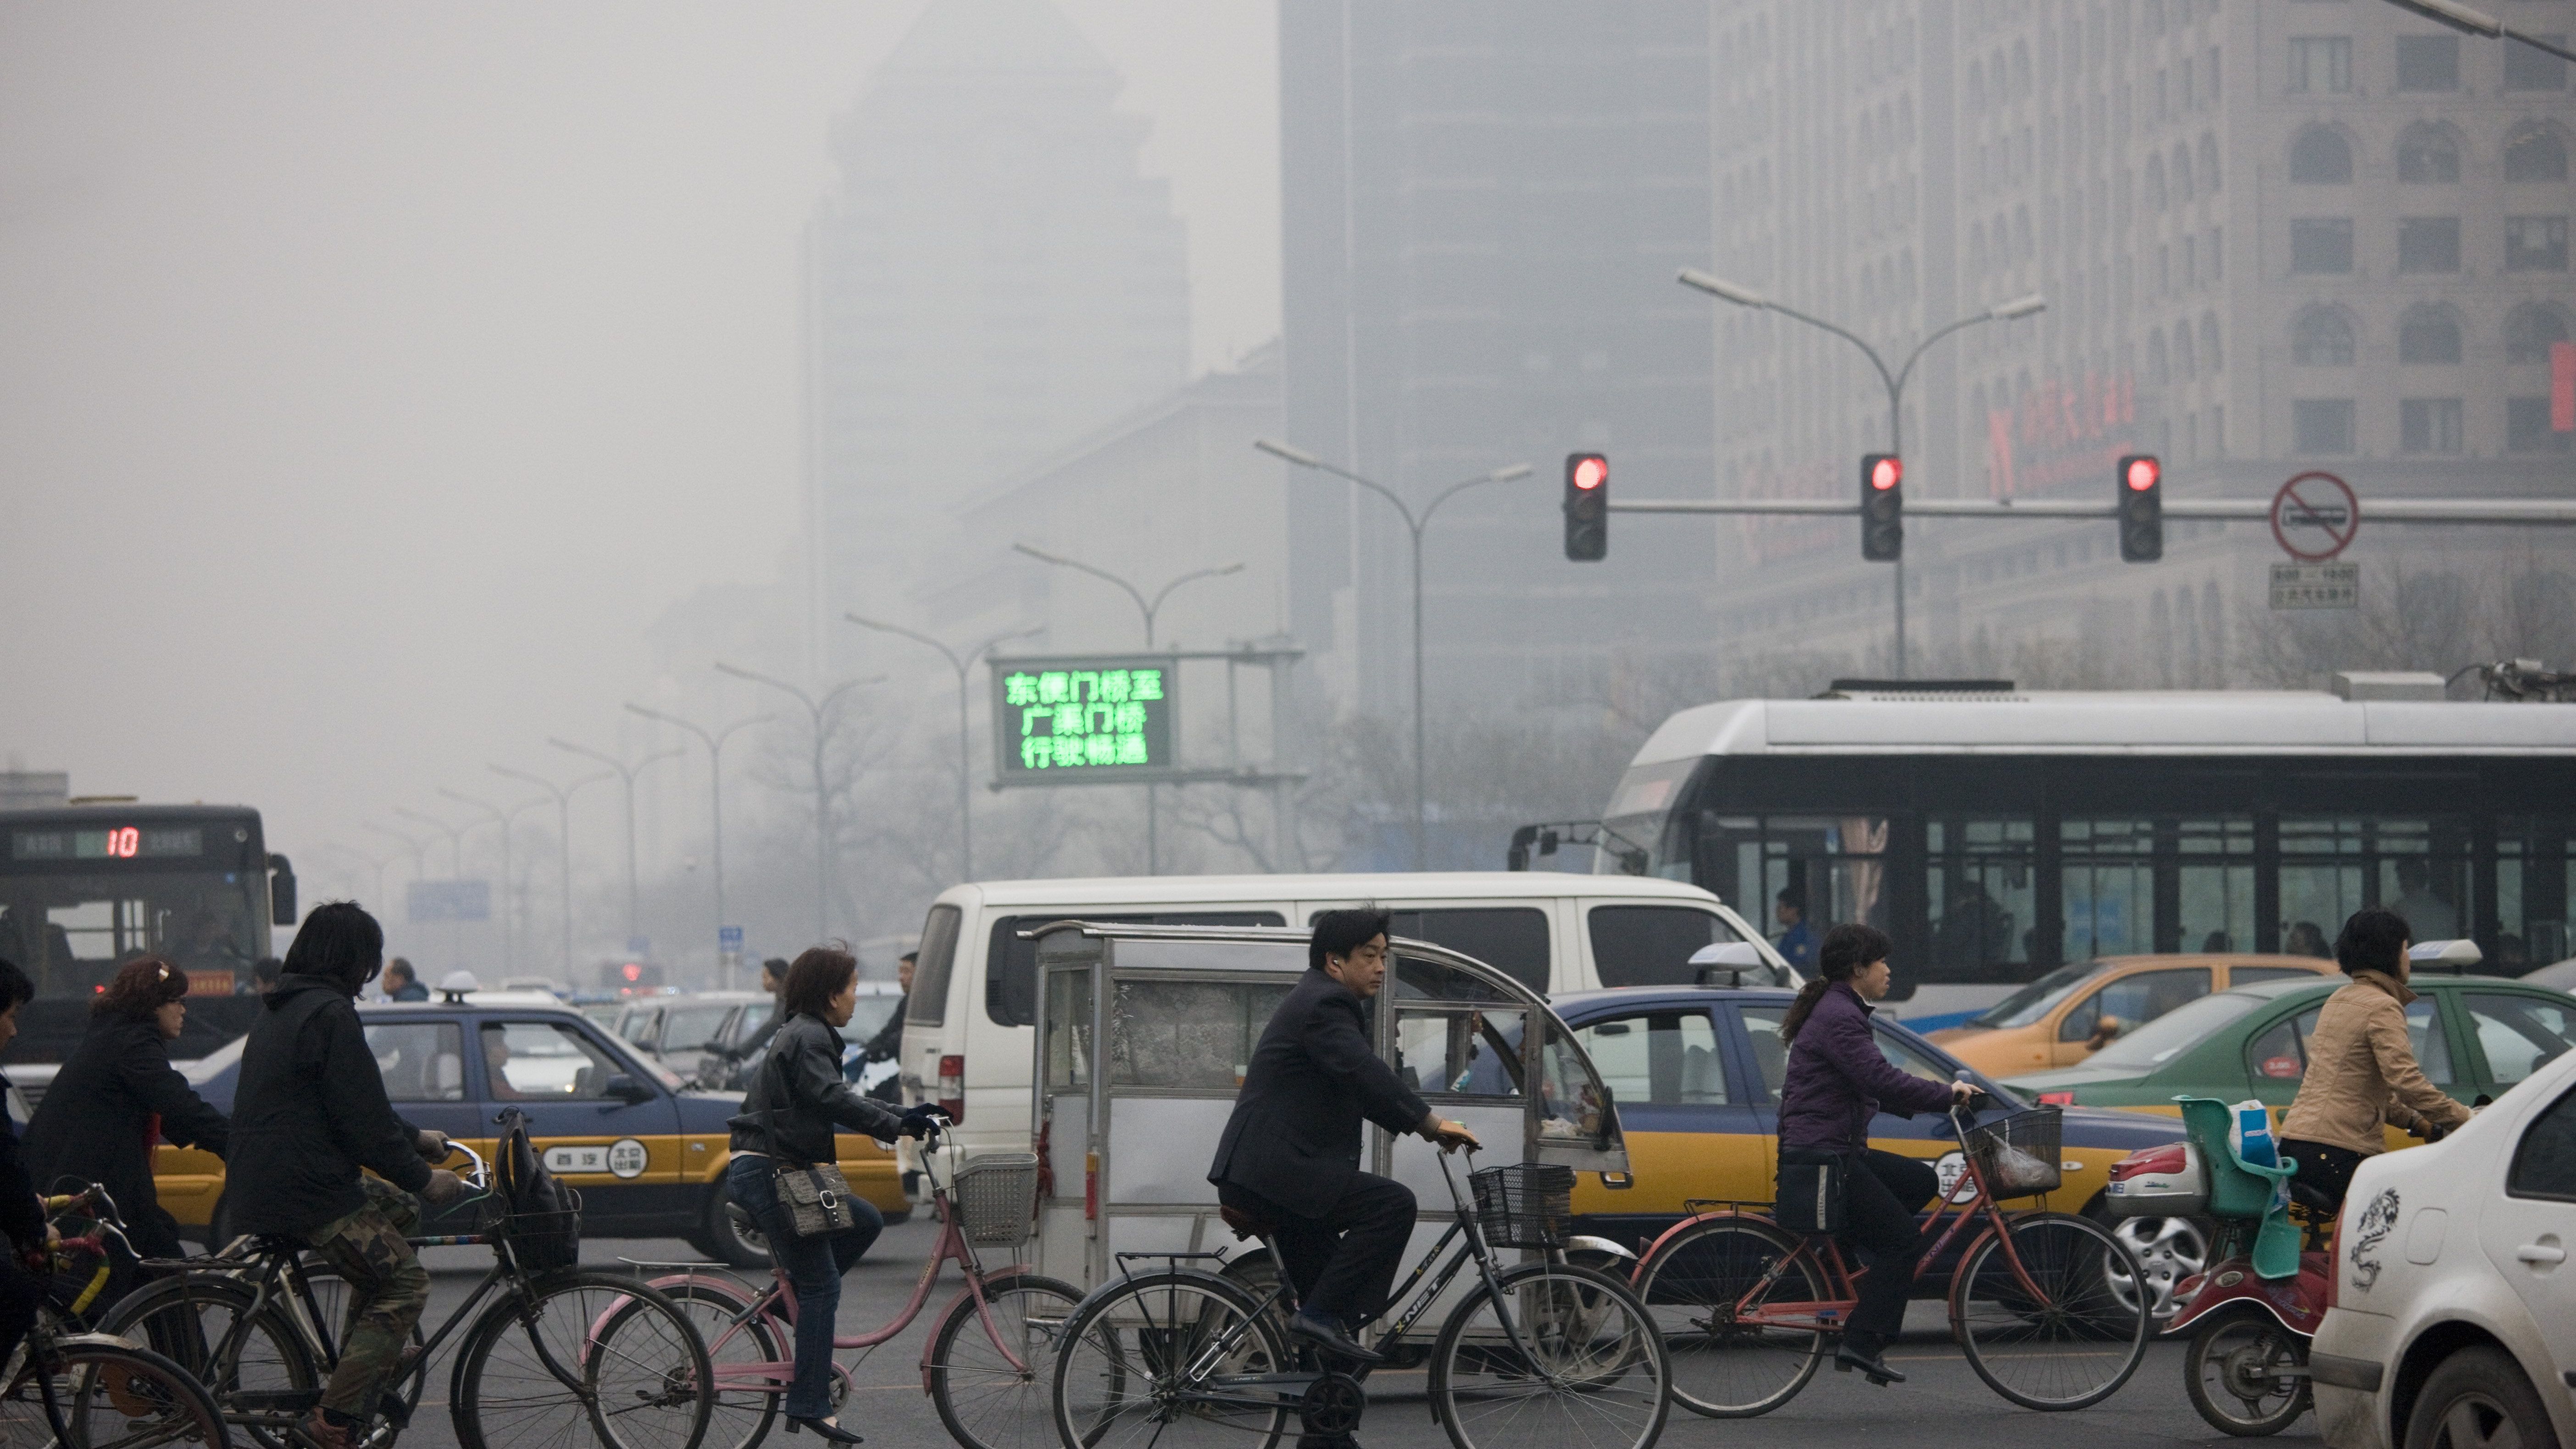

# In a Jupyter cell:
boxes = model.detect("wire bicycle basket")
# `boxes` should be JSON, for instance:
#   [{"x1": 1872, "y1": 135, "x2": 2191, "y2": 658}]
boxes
[
  {"x1": 1964, "y1": 1108, "x2": 2064, "y2": 1199},
  {"x1": 483, "y1": 1188, "x2": 583, "y2": 1273},
  {"x1": 952, "y1": 1153, "x2": 1041, "y2": 1246},
  {"x1": 1470, "y1": 1163, "x2": 1575, "y2": 1249}
]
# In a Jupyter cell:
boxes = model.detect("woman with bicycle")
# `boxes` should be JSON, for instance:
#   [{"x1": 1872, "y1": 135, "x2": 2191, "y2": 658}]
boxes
[
  {"x1": 2278, "y1": 908, "x2": 2472, "y2": 1216},
  {"x1": 1774, "y1": 923, "x2": 1973, "y2": 1387},
  {"x1": 726, "y1": 945, "x2": 945, "y2": 1446}
]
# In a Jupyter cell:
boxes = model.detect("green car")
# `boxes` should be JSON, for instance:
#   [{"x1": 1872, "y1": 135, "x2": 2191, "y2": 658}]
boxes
[{"x1": 2002, "y1": 972, "x2": 2576, "y2": 1141}]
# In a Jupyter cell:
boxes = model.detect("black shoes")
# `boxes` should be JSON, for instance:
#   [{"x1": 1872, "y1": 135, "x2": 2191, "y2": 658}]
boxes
[
  {"x1": 1832, "y1": 1340, "x2": 1905, "y2": 1386},
  {"x1": 1286, "y1": 1312, "x2": 1384, "y2": 1366},
  {"x1": 784, "y1": 1416, "x2": 864, "y2": 1444}
]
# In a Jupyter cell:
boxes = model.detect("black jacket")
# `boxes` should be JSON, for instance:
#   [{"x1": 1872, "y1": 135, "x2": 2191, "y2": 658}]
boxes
[
  {"x1": 227, "y1": 974, "x2": 428, "y2": 1237},
  {"x1": 22, "y1": 1016, "x2": 229, "y2": 1251},
  {"x1": 1208, "y1": 970, "x2": 1431, "y2": 1219},
  {"x1": 727, "y1": 1012, "x2": 905, "y2": 1165},
  {"x1": 0, "y1": 1070, "x2": 44, "y2": 1253}
]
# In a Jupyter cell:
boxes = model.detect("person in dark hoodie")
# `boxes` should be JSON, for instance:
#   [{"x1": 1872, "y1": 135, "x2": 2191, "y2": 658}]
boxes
[
  {"x1": 229, "y1": 903, "x2": 463, "y2": 1449},
  {"x1": 0, "y1": 957, "x2": 50, "y2": 1377},
  {"x1": 22, "y1": 955, "x2": 230, "y2": 1305},
  {"x1": 1772, "y1": 922, "x2": 1972, "y2": 1387}
]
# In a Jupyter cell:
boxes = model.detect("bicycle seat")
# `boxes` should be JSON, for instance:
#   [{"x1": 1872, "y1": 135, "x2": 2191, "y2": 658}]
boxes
[{"x1": 1219, "y1": 1205, "x2": 1274, "y2": 1241}]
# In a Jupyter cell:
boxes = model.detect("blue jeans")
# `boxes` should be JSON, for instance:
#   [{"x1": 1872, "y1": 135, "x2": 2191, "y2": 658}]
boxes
[{"x1": 725, "y1": 1155, "x2": 884, "y2": 1418}]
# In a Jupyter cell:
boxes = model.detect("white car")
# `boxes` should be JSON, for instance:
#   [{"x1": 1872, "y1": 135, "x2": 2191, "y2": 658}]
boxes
[{"x1": 2311, "y1": 1038, "x2": 2576, "y2": 1449}]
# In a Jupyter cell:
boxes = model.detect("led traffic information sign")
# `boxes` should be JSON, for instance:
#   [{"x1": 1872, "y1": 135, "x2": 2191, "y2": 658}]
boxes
[
  {"x1": 992, "y1": 656, "x2": 1178, "y2": 784},
  {"x1": 9, "y1": 826, "x2": 205, "y2": 862}
]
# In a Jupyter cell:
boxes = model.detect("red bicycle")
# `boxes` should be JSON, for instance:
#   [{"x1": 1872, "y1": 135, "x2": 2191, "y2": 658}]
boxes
[{"x1": 1629, "y1": 1099, "x2": 2150, "y2": 1416}]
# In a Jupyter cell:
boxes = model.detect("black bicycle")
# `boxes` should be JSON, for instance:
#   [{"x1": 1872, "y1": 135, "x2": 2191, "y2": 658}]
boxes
[{"x1": 0, "y1": 1183, "x2": 230, "y2": 1449}]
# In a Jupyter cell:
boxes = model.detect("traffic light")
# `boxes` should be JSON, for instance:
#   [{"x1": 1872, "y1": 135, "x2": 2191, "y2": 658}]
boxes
[
  {"x1": 1563, "y1": 453, "x2": 1608, "y2": 561},
  {"x1": 1860, "y1": 454, "x2": 1903, "y2": 561},
  {"x1": 2117, "y1": 453, "x2": 2162, "y2": 561}
]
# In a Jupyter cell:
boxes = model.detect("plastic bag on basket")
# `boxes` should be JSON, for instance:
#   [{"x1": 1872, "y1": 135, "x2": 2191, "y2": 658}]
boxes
[{"x1": 1988, "y1": 1142, "x2": 2053, "y2": 1194}]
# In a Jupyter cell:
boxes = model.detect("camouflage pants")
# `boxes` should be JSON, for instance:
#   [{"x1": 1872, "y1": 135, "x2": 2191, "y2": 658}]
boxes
[{"x1": 304, "y1": 1177, "x2": 430, "y2": 1419}]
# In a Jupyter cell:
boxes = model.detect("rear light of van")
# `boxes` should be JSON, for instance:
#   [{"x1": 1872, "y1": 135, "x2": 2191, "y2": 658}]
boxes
[
  {"x1": 938, "y1": 1055, "x2": 965, "y2": 1122},
  {"x1": 2037, "y1": 1090, "x2": 2076, "y2": 1107}
]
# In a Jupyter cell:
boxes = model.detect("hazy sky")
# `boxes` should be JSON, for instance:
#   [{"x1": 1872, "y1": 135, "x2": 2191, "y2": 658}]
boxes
[{"x1": 0, "y1": 3, "x2": 1278, "y2": 879}]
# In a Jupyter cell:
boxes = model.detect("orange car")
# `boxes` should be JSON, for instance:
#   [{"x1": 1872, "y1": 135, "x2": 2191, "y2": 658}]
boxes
[{"x1": 1925, "y1": 954, "x2": 2340, "y2": 1077}]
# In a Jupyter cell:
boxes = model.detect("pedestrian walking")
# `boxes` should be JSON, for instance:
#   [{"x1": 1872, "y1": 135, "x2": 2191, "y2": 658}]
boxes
[{"x1": 2278, "y1": 908, "x2": 2474, "y2": 1215}]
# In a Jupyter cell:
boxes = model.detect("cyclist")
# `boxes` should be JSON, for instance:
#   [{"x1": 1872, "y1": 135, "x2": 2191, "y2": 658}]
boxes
[
  {"x1": 2278, "y1": 908, "x2": 2472, "y2": 1216},
  {"x1": 0, "y1": 957, "x2": 47, "y2": 1377},
  {"x1": 1774, "y1": 922, "x2": 1974, "y2": 1387},
  {"x1": 228, "y1": 903, "x2": 466, "y2": 1449}
]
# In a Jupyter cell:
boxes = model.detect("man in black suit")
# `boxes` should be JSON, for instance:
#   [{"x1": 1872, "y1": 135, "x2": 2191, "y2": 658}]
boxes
[{"x1": 1209, "y1": 907, "x2": 1479, "y2": 1365}]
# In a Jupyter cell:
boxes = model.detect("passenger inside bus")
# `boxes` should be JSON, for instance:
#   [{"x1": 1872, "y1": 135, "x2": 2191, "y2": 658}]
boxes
[{"x1": 2387, "y1": 858, "x2": 2460, "y2": 942}]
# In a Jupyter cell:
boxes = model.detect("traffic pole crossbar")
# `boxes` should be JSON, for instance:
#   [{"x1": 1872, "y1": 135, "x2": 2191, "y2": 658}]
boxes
[{"x1": 1606, "y1": 497, "x2": 2576, "y2": 523}]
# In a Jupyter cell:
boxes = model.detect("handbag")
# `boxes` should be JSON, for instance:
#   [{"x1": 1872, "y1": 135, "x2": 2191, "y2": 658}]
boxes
[
  {"x1": 1775, "y1": 1149, "x2": 1848, "y2": 1235},
  {"x1": 759, "y1": 1049, "x2": 859, "y2": 1240}
]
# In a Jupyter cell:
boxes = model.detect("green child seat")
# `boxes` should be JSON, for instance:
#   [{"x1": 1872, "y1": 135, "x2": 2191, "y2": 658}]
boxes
[{"x1": 2175, "y1": 1096, "x2": 2303, "y2": 1281}]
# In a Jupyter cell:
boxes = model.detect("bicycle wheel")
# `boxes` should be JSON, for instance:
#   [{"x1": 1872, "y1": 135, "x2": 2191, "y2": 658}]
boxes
[
  {"x1": 8, "y1": 1339, "x2": 232, "y2": 1449},
  {"x1": 1633, "y1": 1216, "x2": 1827, "y2": 1418},
  {"x1": 1051, "y1": 1269, "x2": 1289, "y2": 1449},
  {"x1": 1951, "y1": 1211, "x2": 2149, "y2": 1410},
  {"x1": 96, "y1": 1276, "x2": 316, "y2": 1449},
  {"x1": 452, "y1": 1271, "x2": 714, "y2": 1449},
  {"x1": 600, "y1": 1278, "x2": 785, "y2": 1449},
  {"x1": 1429, "y1": 1262, "x2": 1668, "y2": 1449},
  {"x1": 927, "y1": 1272, "x2": 1079, "y2": 1449},
  {"x1": 2184, "y1": 1309, "x2": 2310, "y2": 1437}
]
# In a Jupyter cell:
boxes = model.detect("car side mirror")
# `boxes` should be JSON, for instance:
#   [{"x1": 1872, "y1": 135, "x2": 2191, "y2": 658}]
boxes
[
  {"x1": 601, "y1": 1073, "x2": 655, "y2": 1104},
  {"x1": 269, "y1": 855, "x2": 297, "y2": 927},
  {"x1": 701, "y1": 1038, "x2": 729, "y2": 1054}
]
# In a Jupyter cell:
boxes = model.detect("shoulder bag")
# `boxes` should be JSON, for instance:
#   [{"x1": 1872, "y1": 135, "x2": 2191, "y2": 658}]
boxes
[{"x1": 762, "y1": 1044, "x2": 860, "y2": 1240}]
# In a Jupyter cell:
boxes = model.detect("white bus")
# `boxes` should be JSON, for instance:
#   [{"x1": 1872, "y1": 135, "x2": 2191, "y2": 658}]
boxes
[{"x1": 1597, "y1": 678, "x2": 2576, "y2": 1021}]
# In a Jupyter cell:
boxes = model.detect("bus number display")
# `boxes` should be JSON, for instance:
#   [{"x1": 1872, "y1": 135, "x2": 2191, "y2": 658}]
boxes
[{"x1": 9, "y1": 827, "x2": 204, "y2": 862}]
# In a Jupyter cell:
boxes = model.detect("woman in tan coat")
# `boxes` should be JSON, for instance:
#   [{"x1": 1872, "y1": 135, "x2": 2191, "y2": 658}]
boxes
[{"x1": 2278, "y1": 907, "x2": 2473, "y2": 1213}]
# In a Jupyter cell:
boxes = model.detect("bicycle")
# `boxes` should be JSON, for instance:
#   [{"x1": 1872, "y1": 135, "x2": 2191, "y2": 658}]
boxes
[
  {"x1": 602, "y1": 1125, "x2": 1075, "y2": 1449},
  {"x1": 97, "y1": 1118, "x2": 715, "y2": 1449},
  {"x1": 1631, "y1": 1096, "x2": 2149, "y2": 1416},
  {"x1": 1049, "y1": 1148, "x2": 1670, "y2": 1449},
  {"x1": 0, "y1": 1184, "x2": 231, "y2": 1449}
]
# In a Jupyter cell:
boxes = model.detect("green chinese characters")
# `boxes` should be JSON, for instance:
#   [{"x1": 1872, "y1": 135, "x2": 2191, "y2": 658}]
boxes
[{"x1": 1003, "y1": 668, "x2": 1164, "y2": 771}]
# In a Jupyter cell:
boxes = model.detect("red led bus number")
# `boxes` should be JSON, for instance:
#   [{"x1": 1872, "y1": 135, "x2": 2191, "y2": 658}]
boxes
[{"x1": 107, "y1": 827, "x2": 139, "y2": 859}]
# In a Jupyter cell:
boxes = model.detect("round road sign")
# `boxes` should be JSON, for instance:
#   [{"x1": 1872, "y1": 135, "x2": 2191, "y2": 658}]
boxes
[{"x1": 2271, "y1": 472, "x2": 2359, "y2": 561}]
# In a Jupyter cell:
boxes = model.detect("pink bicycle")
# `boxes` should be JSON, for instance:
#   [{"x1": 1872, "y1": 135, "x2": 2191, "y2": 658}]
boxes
[{"x1": 616, "y1": 1133, "x2": 1074, "y2": 1449}]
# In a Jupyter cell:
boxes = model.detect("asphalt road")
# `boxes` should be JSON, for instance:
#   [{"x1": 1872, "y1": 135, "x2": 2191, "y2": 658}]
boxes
[{"x1": 383, "y1": 1216, "x2": 2306, "y2": 1449}]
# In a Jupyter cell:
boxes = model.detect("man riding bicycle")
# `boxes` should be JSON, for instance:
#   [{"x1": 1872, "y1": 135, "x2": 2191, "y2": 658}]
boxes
[{"x1": 2278, "y1": 908, "x2": 2472, "y2": 1216}]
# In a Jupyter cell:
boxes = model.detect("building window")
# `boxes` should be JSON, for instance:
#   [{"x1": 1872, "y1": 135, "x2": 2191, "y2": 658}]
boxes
[
  {"x1": 2505, "y1": 35, "x2": 2570, "y2": 92},
  {"x1": 2507, "y1": 216, "x2": 2571, "y2": 272},
  {"x1": 2401, "y1": 399, "x2": 2466, "y2": 454},
  {"x1": 2210, "y1": 225, "x2": 2224, "y2": 281},
  {"x1": 2399, "y1": 305, "x2": 2464, "y2": 364},
  {"x1": 2505, "y1": 124, "x2": 2571, "y2": 183},
  {"x1": 2293, "y1": 306, "x2": 2358, "y2": 365},
  {"x1": 2505, "y1": 303, "x2": 2574, "y2": 364},
  {"x1": 2173, "y1": 143, "x2": 2195, "y2": 204},
  {"x1": 2292, "y1": 218, "x2": 2355, "y2": 273},
  {"x1": 2201, "y1": 134, "x2": 2222, "y2": 194},
  {"x1": 2397, "y1": 122, "x2": 2463, "y2": 183},
  {"x1": 2290, "y1": 37, "x2": 2353, "y2": 94},
  {"x1": 2203, "y1": 313, "x2": 2225, "y2": 372},
  {"x1": 2398, "y1": 217, "x2": 2462, "y2": 273},
  {"x1": 2396, "y1": 35, "x2": 2461, "y2": 92},
  {"x1": 2508, "y1": 398, "x2": 2576, "y2": 452},
  {"x1": 2296, "y1": 399, "x2": 2358, "y2": 454},
  {"x1": 2289, "y1": 126, "x2": 2354, "y2": 183},
  {"x1": 2148, "y1": 154, "x2": 2168, "y2": 210},
  {"x1": 2150, "y1": 331, "x2": 2171, "y2": 383}
]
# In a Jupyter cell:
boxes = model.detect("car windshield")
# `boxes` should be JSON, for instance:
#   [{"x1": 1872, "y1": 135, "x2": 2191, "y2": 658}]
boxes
[
  {"x1": 2087, "y1": 990, "x2": 2268, "y2": 1069},
  {"x1": 1973, "y1": 961, "x2": 2110, "y2": 1028}
]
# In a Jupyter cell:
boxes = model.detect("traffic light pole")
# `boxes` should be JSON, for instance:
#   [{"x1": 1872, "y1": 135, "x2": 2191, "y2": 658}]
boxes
[{"x1": 1607, "y1": 497, "x2": 2576, "y2": 523}]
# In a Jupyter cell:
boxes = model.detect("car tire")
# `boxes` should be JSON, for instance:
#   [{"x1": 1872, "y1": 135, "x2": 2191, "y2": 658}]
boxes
[
  {"x1": 700, "y1": 1192, "x2": 772, "y2": 1270},
  {"x1": 2404, "y1": 1346, "x2": 2560, "y2": 1449}
]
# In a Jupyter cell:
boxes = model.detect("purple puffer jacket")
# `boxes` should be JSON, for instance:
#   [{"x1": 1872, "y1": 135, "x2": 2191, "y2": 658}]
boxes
[{"x1": 1776, "y1": 981, "x2": 1955, "y2": 1152}]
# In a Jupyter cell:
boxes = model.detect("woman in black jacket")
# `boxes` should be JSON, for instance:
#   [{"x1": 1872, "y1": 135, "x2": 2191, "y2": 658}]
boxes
[
  {"x1": 726, "y1": 945, "x2": 941, "y2": 1444},
  {"x1": 22, "y1": 955, "x2": 230, "y2": 1300}
]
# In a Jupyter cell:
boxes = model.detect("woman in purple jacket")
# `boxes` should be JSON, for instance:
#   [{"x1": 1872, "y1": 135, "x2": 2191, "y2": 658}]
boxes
[{"x1": 1774, "y1": 922, "x2": 1972, "y2": 1385}]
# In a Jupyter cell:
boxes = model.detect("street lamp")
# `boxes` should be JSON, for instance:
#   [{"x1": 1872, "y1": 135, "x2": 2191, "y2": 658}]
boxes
[
  {"x1": 1253, "y1": 439, "x2": 1534, "y2": 870},
  {"x1": 547, "y1": 738, "x2": 683, "y2": 953},
  {"x1": 489, "y1": 764, "x2": 614, "y2": 980},
  {"x1": 361, "y1": 822, "x2": 427, "y2": 963},
  {"x1": 714, "y1": 663, "x2": 880, "y2": 944},
  {"x1": 393, "y1": 806, "x2": 472, "y2": 972},
  {"x1": 624, "y1": 703, "x2": 772, "y2": 981},
  {"x1": 323, "y1": 843, "x2": 395, "y2": 908},
  {"x1": 1008, "y1": 545, "x2": 1246, "y2": 875},
  {"x1": 1678, "y1": 268, "x2": 2044, "y2": 676},
  {"x1": 437, "y1": 787, "x2": 548, "y2": 978},
  {"x1": 841, "y1": 618, "x2": 1041, "y2": 884}
]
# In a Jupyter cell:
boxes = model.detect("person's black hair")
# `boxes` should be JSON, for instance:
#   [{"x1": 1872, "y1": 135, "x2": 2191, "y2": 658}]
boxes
[
  {"x1": 781, "y1": 944, "x2": 859, "y2": 1020},
  {"x1": 1779, "y1": 922, "x2": 1893, "y2": 1041},
  {"x1": 1775, "y1": 887, "x2": 1805, "y2": 912},
  {"x1": 251, "y1": 956, "x2": 283, "y2": 985},
  {"x1": 282, "y1": 901, "x2": 384, "y2": 994},
  {"x1": 2335, "y1": 908, "x2": 2410, "y2": 976},
  {"x1": 1310, "y1": 906, "x2": 1393, "y2": 973},
  {"x1": 899, "y1": 950, "x2": 919, "y2": 965},
  {"x1": 0, "y1": 957, "x2": 31, "y2": 1014}
]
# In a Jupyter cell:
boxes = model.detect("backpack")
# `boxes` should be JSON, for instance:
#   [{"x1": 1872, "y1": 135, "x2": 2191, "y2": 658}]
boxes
[{"x1": 492, "y1": 1107, "x2": 582, "y2": 1274}]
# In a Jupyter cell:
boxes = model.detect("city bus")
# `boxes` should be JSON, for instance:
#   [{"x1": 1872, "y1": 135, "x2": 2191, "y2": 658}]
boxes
[
  {"x1": 1595, "y1": 680, "x2": 2576, "y2": 1020},
  {"x1": 0, "y1": 802, "x2": 295, "y2": 1102}
]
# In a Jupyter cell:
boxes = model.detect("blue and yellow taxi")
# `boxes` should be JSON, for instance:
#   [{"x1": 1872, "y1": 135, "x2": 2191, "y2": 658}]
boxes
[{"x1": 155, "y1": 993, "x2": 904, "y2": 1266}]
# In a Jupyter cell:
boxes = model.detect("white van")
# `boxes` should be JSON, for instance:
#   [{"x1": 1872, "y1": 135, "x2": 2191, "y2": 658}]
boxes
[{"x1": 898, "y1": 872, "x2": 1788, "y2": 1160}]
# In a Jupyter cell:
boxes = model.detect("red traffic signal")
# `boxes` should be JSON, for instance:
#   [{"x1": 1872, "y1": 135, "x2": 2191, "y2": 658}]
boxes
[
  {"x1": 1563, "y1": 453, "x2": 1608, "y2": 561},
  {"x1": 1869, "y1": 455, "x2": 1903, "y2": 491},
  {"x1": 621, "y1": 962, "x2": 642, "y2": 982},
  {"x1": 1571, "y1": 455, "x2": 1607, "y2": 491},
  {"x1": 1860, "y1": 453, "x2": 1903, "y2": 561},
  {"x1": 2116, "y1": 453, "x2": 2162, "y2": 562},
  {"x1": 2125, "y1": 455, "x2": 2161, "y2": 492}
]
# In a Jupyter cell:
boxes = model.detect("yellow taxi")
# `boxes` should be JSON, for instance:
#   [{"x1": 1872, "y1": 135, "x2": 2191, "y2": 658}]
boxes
[{"x1": 1923, "y1": 954, "x2": 2339, "y2": 1078}]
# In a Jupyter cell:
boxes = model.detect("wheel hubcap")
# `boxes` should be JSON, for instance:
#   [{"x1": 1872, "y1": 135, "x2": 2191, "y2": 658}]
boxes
[{"x1": 2107, "y1": 1216, "x2": 2208, "y2": 1319}]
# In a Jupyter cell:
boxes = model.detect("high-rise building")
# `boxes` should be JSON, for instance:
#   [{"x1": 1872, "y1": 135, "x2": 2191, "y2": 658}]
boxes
[
  {"x1": 1277, "y1": 3, "x2": 1719, "y2": 719},
  {"x1": 805, "y1": 0, "x2": 1189, "y2": 672},
  {"x1": 1700, "y1": 0, "x2": 2576, "y2": 679}
]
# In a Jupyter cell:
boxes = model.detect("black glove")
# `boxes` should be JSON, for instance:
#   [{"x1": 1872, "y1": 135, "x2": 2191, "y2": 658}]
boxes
[{"x1": 898, "y1": 1105, "x2": 950, "y2": 1140}]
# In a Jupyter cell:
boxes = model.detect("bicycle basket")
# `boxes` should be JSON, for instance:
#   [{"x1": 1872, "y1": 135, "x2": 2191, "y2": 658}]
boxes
[
  {"x1": 1963, "y1": 1107, "x2": 2064, "y2": 1199},
  {"x1": 952, "y1": 1153, "x2": 1040, "y2": 1246},
  {"x1": 1470, "y1": 1163, "x2": 1574, "y2": 1249}
]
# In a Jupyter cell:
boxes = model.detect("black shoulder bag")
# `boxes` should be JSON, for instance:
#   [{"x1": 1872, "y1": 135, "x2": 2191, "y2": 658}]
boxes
[{"x1": 761, "y1": 1041, "x2": 859, "y2": 1240}]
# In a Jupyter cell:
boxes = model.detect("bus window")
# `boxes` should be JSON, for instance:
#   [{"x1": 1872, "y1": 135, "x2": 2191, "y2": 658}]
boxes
[
  {"x1": 2496, "y1": 817, "x2": 2572, "y2": 971},
  {"x1": 1588, "y1": 905, "x2": 1754, "y2": 987},
  {"x1": 1926, "y1": 817, "x2": 2034, "y2": 980},
  {"x1": 2280, "y1": 817, "x2": 2469, "y2": 954},
  {"x1": 1695, "y1": 816, "x2": 1890, "y2": 944}
]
